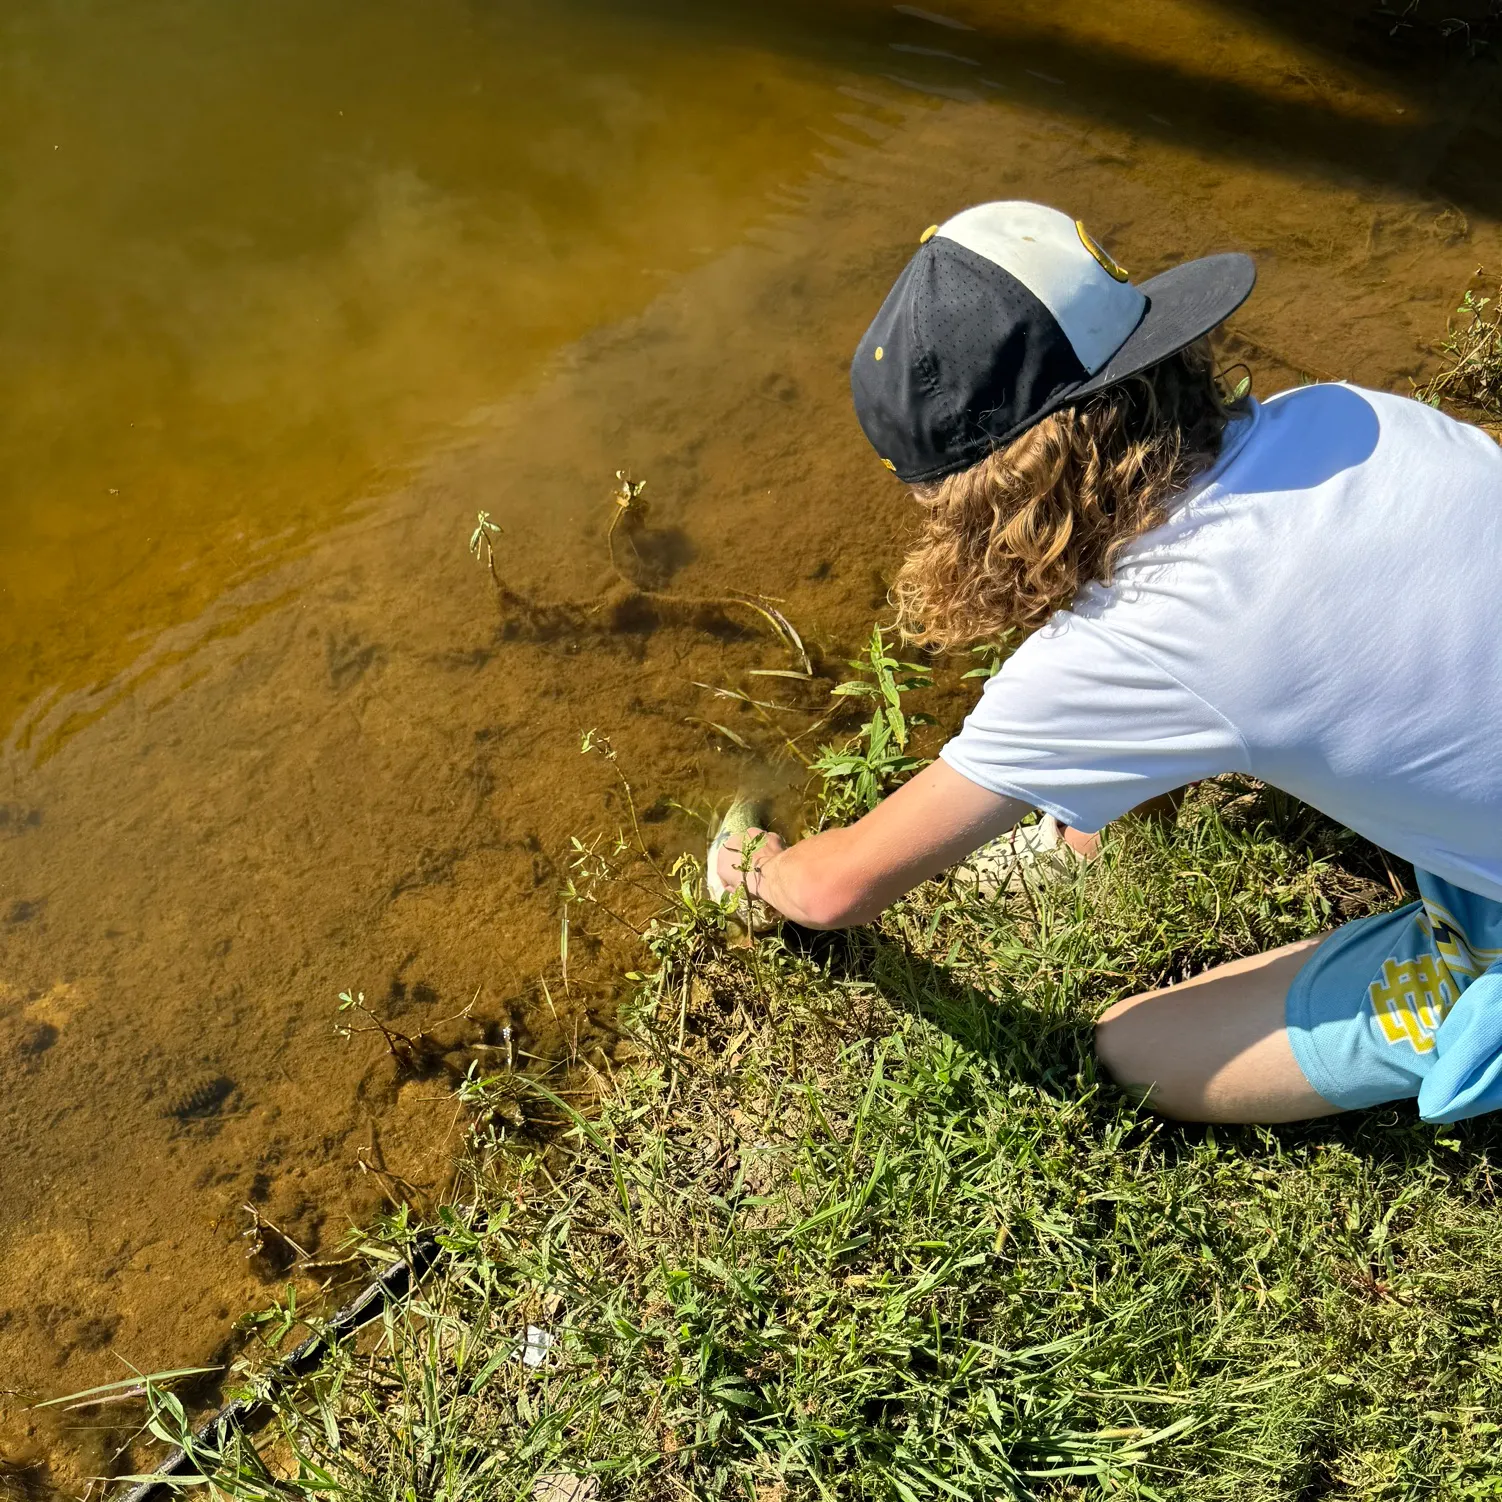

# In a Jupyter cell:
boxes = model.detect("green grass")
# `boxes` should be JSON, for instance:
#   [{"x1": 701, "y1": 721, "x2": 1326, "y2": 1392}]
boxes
[{"x1": 143, "y1": 778, "x2": 1502, "y2": 1501}]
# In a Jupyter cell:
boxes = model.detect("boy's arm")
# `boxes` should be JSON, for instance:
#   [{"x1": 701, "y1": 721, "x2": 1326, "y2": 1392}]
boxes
[{"x1": 717, "y1": 759, "x2": 1028, "y2": 929}]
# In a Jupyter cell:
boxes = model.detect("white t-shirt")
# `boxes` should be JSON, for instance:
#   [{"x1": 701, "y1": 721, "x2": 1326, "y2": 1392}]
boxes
[{"x1": 941, "y1": 384, "x2": 1502, "y2": 901}]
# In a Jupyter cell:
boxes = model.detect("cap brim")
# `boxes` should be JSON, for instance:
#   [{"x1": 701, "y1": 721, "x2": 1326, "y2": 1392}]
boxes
[{"x1": 1068, "y1": 251, "x2": 1256, "y2": 400}]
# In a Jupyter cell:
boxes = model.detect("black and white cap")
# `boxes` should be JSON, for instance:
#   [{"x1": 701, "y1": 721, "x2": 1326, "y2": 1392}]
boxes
[{"x1": 850, "y1": 201, "x2": 1255, "y2": 483}]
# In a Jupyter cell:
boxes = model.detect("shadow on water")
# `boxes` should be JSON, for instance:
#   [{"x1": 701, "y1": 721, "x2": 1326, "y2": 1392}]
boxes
[{"x1": 590, "y1": 0, "x2": 1502, "y2": 225}]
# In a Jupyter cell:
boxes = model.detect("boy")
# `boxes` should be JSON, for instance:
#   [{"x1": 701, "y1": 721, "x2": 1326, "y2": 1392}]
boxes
[{"x1": 716, "y1": 200, "x2": 1502, "y2": 1127}]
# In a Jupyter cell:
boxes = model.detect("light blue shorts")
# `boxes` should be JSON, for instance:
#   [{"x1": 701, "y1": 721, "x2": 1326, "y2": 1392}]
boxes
[{"x1": 1288, "y1": 870, "x2": 1502, "y2": 1123}]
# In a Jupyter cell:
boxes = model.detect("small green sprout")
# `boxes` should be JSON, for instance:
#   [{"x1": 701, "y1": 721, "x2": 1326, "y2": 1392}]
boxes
[{"x1": 468, "y1": 510, "x2": 503, "y2": 582}]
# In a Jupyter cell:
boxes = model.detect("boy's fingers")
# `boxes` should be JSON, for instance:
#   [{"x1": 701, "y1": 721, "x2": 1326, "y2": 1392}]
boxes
[
  {"x1": 717, "y1": 832, "x2": 759, "y2": 887},
  {"x1": 726, "y1": 827, "x2": 772, "y2": 854},
  {"x1": 719, "y1": 829, "x2": 786, "y2": 890}
]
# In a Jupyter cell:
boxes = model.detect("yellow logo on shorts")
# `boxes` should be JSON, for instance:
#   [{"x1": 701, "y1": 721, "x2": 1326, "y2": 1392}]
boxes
[
  {"x1": 1369, "y1": 955, "x2": 1455, "y2": 1053},
  {"x1": 1368, "y1": 898, "x2": 1502, "y2": 1054}
]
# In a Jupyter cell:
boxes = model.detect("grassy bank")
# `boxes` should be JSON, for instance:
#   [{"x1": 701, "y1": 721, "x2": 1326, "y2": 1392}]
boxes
[{"x1": 132, "y1": 766, "x2": 1502, "y2": 1501}]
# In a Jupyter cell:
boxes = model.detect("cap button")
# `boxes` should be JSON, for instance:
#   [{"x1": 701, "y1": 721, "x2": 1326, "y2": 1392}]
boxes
[{"x1": 919, "y1": 224, "x2": 939, "y2": 244}]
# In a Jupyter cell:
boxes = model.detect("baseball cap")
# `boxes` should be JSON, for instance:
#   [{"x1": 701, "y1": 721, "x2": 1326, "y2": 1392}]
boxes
[{"x1": 850, "y1": 201, "x2": 1256, "y2": 484}]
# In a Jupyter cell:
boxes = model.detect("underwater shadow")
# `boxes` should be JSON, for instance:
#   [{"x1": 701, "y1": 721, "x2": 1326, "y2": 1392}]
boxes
[{"x1": 565, "y1": 0, "x2": 1502, "y2": 228}]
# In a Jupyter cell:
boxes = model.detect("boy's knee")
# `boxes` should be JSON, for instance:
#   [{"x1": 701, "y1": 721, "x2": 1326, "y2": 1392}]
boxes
[
  {"x1": 1094, "y1": 997, "x2": 1150, "y2": 1088},
  {"x1": 1094, "y1": 997, "x2": 1185, "y2": 1114}
]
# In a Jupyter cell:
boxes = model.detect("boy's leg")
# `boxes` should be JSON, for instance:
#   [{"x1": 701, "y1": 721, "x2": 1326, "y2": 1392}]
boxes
[{"x1": 1095, "y1": 936, "x2": 1345, "y2": 1123}]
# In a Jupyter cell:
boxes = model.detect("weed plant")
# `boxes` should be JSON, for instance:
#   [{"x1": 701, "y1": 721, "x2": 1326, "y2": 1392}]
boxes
[
  {"x1": 1419, "y1": 278, "x2": 1502, "y2": 424},
  {"x1": 121, "y1": 642, "x2": 1502, "y2": 1502},
  {"x1": 813, "y1": 627, "x2": 935, "y2": 821}
]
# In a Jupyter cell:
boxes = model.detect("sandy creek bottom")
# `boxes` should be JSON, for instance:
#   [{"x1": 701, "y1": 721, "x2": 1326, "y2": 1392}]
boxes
[{"x1": 4, "y1": 53, "x2": 1502, "y2": 1491}]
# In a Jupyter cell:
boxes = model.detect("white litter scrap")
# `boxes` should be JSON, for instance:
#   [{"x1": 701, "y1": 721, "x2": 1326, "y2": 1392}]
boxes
[{"x1": 519, "y1": 1324, "x2": 555, "y2": 1367}]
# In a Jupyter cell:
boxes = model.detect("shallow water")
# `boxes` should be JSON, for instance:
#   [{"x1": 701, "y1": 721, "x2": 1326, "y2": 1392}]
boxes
[{"x1": 2, "y1": 0, "x2": 1501, "y2": 1485}]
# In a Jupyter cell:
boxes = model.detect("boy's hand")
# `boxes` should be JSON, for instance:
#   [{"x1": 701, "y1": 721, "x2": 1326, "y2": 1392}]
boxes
[
  {"x1": 713, "y1": 762, "x2": 1027, "y2": 929},
  {"x1": 716, "y1": 827, "x2": 787, "y2": 896},
  {"x1": 711, "y1": 829, "x2": 787, "y2": 895}
]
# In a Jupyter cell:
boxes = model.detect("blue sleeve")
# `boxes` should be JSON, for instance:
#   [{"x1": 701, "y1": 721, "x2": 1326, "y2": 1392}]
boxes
[{"x1": 1417, "y1": 963, "x2": 1502, "y2": 1123}]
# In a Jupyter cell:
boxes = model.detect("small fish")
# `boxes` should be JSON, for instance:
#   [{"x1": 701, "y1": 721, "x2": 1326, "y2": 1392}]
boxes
[{"x1": 705, "y1": 795, "x2": 780, "y2": 935}]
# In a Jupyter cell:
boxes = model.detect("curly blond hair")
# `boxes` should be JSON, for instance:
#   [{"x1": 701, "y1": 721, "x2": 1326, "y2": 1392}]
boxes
[{"x1": 892, "y1": 341, "x2": 1243, "y2": 652}]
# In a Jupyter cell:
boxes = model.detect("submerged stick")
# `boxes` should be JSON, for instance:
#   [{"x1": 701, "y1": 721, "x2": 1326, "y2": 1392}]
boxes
[{"x1": 116, "y1": 1224, "x2": 456, "y2": 1502}]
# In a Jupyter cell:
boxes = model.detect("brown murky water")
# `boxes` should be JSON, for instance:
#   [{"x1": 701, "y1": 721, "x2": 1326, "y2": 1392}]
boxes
[{"x1": 3, "y1": 0, "x2": 1501, "y2": 1485}]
